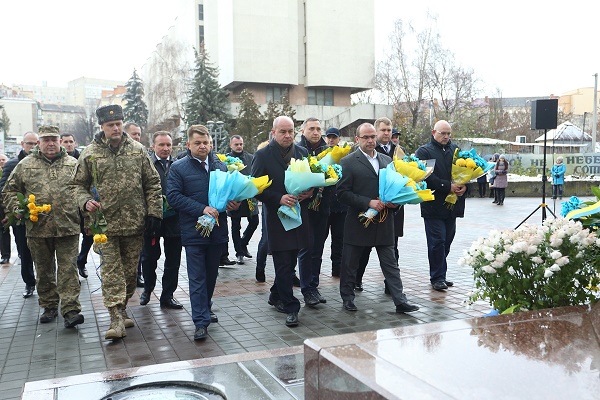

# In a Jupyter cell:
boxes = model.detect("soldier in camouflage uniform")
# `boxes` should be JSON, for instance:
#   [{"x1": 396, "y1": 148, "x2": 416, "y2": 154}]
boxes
[
  {"x1": 2, "y1": 125, "x2": 84, "y2": 327},
  {"x1": 70, "y1": 105, "x2": 162, "y2": 340}
]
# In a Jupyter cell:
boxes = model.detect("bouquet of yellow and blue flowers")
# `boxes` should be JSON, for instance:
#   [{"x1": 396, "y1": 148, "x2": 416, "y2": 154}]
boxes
[
  {"x1": 445, "y1": 148, "x2": 494, "y2": 208},
  {"x1": 196, "y1": 170, "x2": 271, "y2": 236},
  {"x1": 278, "y1": 158, "x2": 326, "y2": 231},
  {"x1": 216, "y1": 154, "x2": 245, "y2": 172},
  {"x1": 358, "y1": 163, "x2": 434, "y2": 227},
  {"x1": 5, "y1": 193, "x2": 52, "y2": 228},
  {"x1": 307, "y1": 156, "x2": 343, "y2": 211},
  {"x1": 316, "y1": 143, "x2": 351, "y2": 165}
]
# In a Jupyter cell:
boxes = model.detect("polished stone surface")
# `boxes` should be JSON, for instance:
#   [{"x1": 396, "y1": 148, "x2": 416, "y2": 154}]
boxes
[{"x1": 305, "y1": 303, "x2": 600, "y2": 399}]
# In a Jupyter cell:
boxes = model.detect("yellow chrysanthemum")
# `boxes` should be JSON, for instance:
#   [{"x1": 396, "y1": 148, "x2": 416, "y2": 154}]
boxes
[
  {"x1": 455, "y1": 158, "x2": 466, "y2": 167},
  {"x1": 465, "y1": 158, "x2": 477, "y2": 169},
  {"x1": 216, "y1": 153, "x2": 227, "y2": 162},
  {"x1": 28, "y1": 194, "x2": 35, "y2": 203}
]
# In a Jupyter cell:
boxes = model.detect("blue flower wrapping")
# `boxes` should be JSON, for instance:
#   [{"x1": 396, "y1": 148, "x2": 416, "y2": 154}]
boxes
[{"x1": 277, "y1": 170, "x2": 325, "y2": 231}]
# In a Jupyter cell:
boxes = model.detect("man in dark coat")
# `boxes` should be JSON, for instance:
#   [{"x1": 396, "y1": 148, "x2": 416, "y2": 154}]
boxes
[
  {"x1": 226, "y1": 135, "x2": 259, "y2": 265},
  {"x1": 0, "y1": 131, "x2": 38, "y2": 298},
  {"x1": 251, "y1": 116, "x2": 313, "y2": 327},
  {"x1": 415, "y1": 120, "x2": 466, "y2": 291},
  {"x1": 140, "y1": 131, "x2": 183, "y2": 309},
  {"x1": 167, "y1": 125, "x2": 240, "y2": 340},
  {"x1": 296, "y1": 117, "x2": 333, "y2": 307},
  {"x1": 336, "y1": 122, "x2": 419, "y2": 313}
]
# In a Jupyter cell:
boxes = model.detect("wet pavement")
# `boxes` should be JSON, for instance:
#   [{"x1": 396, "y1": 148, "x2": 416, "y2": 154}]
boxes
[{"x1": 0, "y1": 196, "x2": 575, "y2": 399}]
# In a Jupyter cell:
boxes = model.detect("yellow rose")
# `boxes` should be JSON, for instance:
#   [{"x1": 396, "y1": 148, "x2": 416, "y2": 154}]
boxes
[
  {"x1": 27, "y1": 203, "x2": 36, "y2": 210},
  {"x1": 94, "y1": 234, "x2": 102, "y2": 243},
  {"x1": 43, "y1": 204, "x2": 51, "y2": 213},
  {"x1": 30, "y1": 209, "x2": 39, "y2": 216},
  {"x1": 30, "y1": 215, "x2": 38, "y2": 222},
  {"x1": 36, "y1": 206, "x2": 44, "y2": 213},
  {"x1": 28, "y1": 194, "x2": 35, "y2": 203},
  {"x1": 101, "y1": 234, "x2": 108, "y2": 243}
]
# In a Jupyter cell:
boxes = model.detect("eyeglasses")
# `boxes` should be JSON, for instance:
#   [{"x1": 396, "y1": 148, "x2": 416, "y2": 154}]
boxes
[
  {"x1": 358, "y1": 135, "x2": 377, "y2": 140},
  {"x1": 23, "y1": 142, "x2": 37, "y2": 146},
  {"x1": 436, "y1": 131, "x2": 452, "y2": 136}
]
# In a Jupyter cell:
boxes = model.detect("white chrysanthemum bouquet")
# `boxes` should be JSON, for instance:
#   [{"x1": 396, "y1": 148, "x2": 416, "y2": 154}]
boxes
[{"x1": 460, "y1": 218, "x2": 600, "y2": 313}]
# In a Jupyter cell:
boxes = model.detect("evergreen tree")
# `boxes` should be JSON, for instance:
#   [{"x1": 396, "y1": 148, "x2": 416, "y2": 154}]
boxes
[
  {"x1": 184, "y1": 46, "x2": 230, "y2": 128},
  {"x1": 123, "y1": 69, "x2": 149, "y2": 129},
  {"x1": 234, "y1": 89, "x2": 262, "y2": 150}
]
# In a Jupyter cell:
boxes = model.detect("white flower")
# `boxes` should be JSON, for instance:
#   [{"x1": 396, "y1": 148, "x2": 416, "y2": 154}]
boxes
[
  {"x1": 532, "y1": 256, "x2": 543, "y2": 264},
  {"x1": 596, "y1": 238, "x2": 600, "y2": 247},
  {"x1": 550, "y1": 238, "x2": 563, "y2": 247},
  {"x1": 508, "y1": 266, "x2": 516, "y2": 275},
  {"x1": 555, "y1": 256, "x2": 569, "y2": 267},
  {"x1": 484, "y1": 253, "x2": 495, "y2": 261},
  {"x1": 550, "y1": 250, "x2": 562, "y2": 260},
  {"x1": 497, "y1": 252, "x2": 510, "y2": 263},
  {"x1": 526, "y1": 245, "x2": 538, "y2": 255},
  {"x1": 544, "y1": 269, "x2": 554, "y2": 278},
  {"x1": 482, "y1": 265, "x2": 497, "y2": 274},
  {"x1": 549, "y1": 264, "x2": 561, "y2": 272}
]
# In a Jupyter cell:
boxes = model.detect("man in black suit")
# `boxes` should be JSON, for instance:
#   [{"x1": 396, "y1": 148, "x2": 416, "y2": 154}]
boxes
[
  {"x1": 337, "y1": 122, "x2": 419, "y2": 313},
  {"x1": 356, "y1": 117, "x2": 404, "y2": 293},
  {"x1": 251, "y1": 116, "x2": 313, "y2": 327}
]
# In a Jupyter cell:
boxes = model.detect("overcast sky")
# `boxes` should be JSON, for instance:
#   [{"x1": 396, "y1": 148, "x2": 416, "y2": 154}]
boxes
[{"x1": 1, "y1": 0, "x2": 598, "y2": 98}]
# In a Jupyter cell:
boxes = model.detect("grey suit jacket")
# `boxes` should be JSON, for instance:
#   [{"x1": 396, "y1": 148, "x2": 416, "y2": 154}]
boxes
[{"x1": 336, "y1": 149, "x2": 395, "y2": 247}]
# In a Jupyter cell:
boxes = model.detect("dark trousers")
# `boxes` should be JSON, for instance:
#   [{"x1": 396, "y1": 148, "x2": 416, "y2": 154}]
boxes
[
  {"x1": 478, "y1": 182, "x2": 487, "y2": 197},
  {"x1": 552, "y1": 184, "x2": 563, "y2": 198},
  {"x1": 269, "y1": 249, "x2": 301, "y2": 313},
  {"x1": 256, "y1": 205, "x2": 270, "y2": 270},
  {"x1": 327, "y1": 212, "x2": 345, "y2": 275},
  {"x1": 76, "y1": 234, "x2": 94, "y2": 267},
  {"x1": 424, "y1": 218, "x2": 456, "y2": 283},
  {"x1": 141, "y1": 235, "x2": 182, "y2": 301},
  {"x1": 356, "y1": 236, "x2": 399, "y2": 283},
  {"x1": 0, "y1": 225, "x2": 11, "y2": 259},
  {"x1": 298, "y1": 211, "x2": 329, "y2": 294},
  {"x1": 185, "y1": 243, "x2": 223, "y2": 328},
  {"x1": 13, "y1": 225, "x2": 35, "y2": 286},
  {"x1": 340, "y1": 243, "x2": 407, "y2": 305},
  {"x1": 231, "y1": 214, "x2": 259, "y2": 256}
]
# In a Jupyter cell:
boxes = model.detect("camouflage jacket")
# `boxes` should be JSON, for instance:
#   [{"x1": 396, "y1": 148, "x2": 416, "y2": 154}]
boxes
[
  {"x1": 2, "y1": 146, "x2": 80, "y2": 237},
  {"x1": 70, "y1": 132, "x2": 162, "y2": 236}
]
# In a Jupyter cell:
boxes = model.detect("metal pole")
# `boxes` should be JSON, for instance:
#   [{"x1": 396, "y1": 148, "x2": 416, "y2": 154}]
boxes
[
  {"x1": 541, "y1": 129, "x2": 548, "y2": 222},
  {"x1": 593, "y1": 73, "x2": 598, "y2": 153}
]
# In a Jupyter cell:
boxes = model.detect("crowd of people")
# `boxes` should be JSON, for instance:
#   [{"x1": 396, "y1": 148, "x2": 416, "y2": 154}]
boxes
[{"x1": 0, "y1": 105, "x2": 470, "y2": 341}]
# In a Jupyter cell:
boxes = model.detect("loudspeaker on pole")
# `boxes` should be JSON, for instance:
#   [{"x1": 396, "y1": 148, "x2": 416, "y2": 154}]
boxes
[{"x1": 530, "y1": 99, "x2": 558, "y2": 130}]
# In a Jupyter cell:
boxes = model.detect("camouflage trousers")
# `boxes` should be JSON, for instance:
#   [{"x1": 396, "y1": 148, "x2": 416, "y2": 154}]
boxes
[
  {"x1": 94, "y1": 235, "x2": 143, "y2": 308},
  {"x1": 27, "y1": 235, "x2": 81, "y2": 317}
]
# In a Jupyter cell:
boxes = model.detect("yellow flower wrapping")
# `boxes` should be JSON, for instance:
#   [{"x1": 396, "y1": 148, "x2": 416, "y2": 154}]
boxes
[{"x1": 393, "y1": 159, "x2": 427, "y2": 182}]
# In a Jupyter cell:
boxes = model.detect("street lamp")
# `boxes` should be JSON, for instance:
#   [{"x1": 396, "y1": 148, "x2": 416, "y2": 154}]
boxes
[{"x1": 206, "y1": 120, "x2": 224, "y2": 152}]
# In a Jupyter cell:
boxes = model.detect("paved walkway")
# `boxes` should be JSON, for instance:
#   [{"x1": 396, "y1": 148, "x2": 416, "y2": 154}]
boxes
[{"x1": 0, "y1": 196, "x2": 569, "y2": 399}]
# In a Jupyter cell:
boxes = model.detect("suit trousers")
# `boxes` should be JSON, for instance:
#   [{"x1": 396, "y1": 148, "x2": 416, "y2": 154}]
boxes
[
  {"x1": 269, "y1": 249, "x2": 301, "y2": 313},
  {"x1": 298, "y1": 210, "x2": 329, "y2": 294},
  {"x1": 185, "y1": 243, "x2": 222, "y2": 328},
  {"x1": 327, "y1": 211, "x2": 346, "y2": 276},
  {"x1": 231, "y1": 214, "x2": 259, "y2": 256},
  {"x1": 424, "y1": 218, "x2": 456, "y2": 283},
  {"x1": 0, "y1": 225, "x2": 11, "y2": 259},
  {"x1": 13, "y1": 224, "x2": 35, "y2": 286},
  {"x1": 141, "y1": 235, "x2": 182, "y2": 301},
  {"x1": 340, "y1": 243, "x2": 407, "y2": 305},
  {"x1": 256, "y1": 204, "x2": 270, "y2": 270}
]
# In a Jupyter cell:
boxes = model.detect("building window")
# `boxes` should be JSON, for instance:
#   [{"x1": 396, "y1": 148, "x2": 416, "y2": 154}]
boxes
[
  {"x1": 198, "y1": 4, "x2": 204, "y2": 20},
  {"x1": 267, "y1": 86, "x2": 286, "y2": 103},
  {"x1": 199, "y1": 25, "x2": 204, "y2": 46},
  {"x1": 307, "y1": 89, "x2": 333, "y2": 106}
]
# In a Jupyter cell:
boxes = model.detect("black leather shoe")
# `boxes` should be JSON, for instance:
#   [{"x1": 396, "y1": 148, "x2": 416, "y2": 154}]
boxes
[
  {"x1": 304, "y1": 292, "x2": 319, "y2": 307},
  {"x1": 236, "y1": 255, "x2": 244, "y2": 265},
  {"x1": 242, "y1": 247, "x2": 253, "y2": 258},
  {"x1": 0, "y1": 257, "x2": 9, "y2": 264},
  {"x1": 285, "y1": 312, "x2": 299, "y2": 327},
  {"x1": 210, "y1": 311, "x2": 218, "y2": 323},
  {"x1": 268, "y1": 299, "x2": 286, "y2": 313},
  {"x1": 23, "y1": 285, "x2": 35, "y2": 298},
  {"x1": 256, "y1": 269, "x2": 266, "y2": 282},
  {"x1": 194, "y1": 326, "x2": 208, "y2": 340},
  {"x1": 140, "y1": 291, "x2": 151, "y2": 305},
  {"x1": 432, "y1": 281, "x2": 448, "y2": 291},
  {"x1": 314, "y1": 289, "x2": 326, "y2": 303},
  {"x1": 396, "y1": 301, "x2": 420, "y2": 313},
  {"x1": 160, "y1": 298, "x2": 183, "y2": 309},
  {"x1": 78, "y1": 264, "x2": 88, "y2": 279},
  {"x1": 445, "y1": 280, "x2": 454, "y2": 287},
  {"x1": 220, "y1": 257, "x2": 236, "y2": 266},
  {"x1": 343, "y1": 300, "x2": 358, "y2": 311},
  {"x1": 63, "y1": 310, "x2": 84, "y2": 328},
  {"x1": 136, "y1": 275, "x2": 145, "y2": 288},
  {"x1": 292, "y1": 275, "x2": 301, "y2": 287},
  {"x1": 40, "y1": 308, "x2": 58, "y2": 323},
  {"x1": 354, "y1": 282, "x2": 364, "y2": 291}
]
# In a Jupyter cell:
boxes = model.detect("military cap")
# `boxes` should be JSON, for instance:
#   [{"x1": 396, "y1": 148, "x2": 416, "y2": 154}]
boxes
[
  {"x1": 96, "y1": 104, "x2": 124, "y2": 125},
  {"x1": 38, "y1": 125, "x2": 60, "y2": 137},
  {"x1": 391, "y1": 128, "x2": 400, "y2": 137}
]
